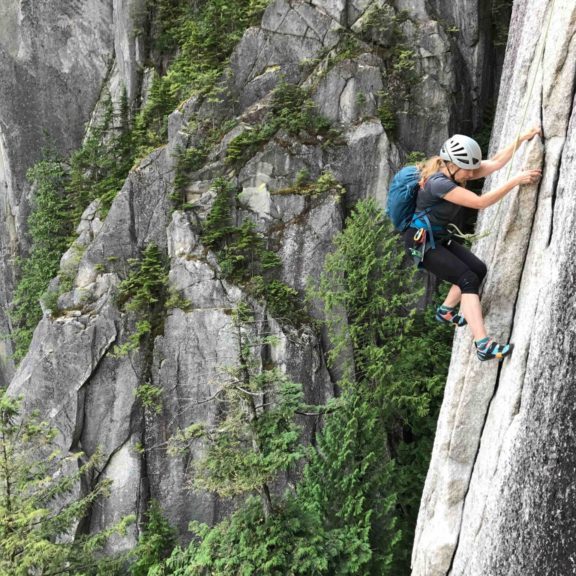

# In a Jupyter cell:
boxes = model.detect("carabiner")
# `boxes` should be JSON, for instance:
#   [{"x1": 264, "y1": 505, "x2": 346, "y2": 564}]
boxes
[{"x1": 413, "y1": 228, "x2": 426, "y2": 245}]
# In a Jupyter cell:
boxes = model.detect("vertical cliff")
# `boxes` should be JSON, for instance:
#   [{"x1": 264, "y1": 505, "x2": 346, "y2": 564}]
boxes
[
  {"x1": 0, "y1": 0, "x2": 146, "y2": 383},
  {"x1": 412, "y1": 1, "x2": 576, "y2": 574},
  {"x1": 2, "y1": 0, "x2": 505, "y2": 552}
]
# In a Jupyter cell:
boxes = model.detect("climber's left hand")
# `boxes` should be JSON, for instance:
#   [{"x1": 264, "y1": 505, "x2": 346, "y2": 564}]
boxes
[{"x1": 521, "y1": 126, "x2": 542, "y2": 142}]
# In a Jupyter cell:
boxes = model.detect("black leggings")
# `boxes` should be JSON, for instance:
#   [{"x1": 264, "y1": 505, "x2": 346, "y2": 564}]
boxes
[{"x1": 404, "y1": 231, "x2": 487, "y2": 294}]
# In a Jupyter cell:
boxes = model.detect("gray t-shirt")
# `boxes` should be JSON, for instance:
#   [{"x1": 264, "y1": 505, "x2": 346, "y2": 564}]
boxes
[{"x1": 415, "y1": 172, "x2": 460, "y2": 227}]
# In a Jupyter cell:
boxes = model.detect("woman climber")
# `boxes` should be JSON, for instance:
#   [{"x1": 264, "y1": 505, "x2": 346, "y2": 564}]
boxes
[{"x1": 406, "y1": 129, "x2": 541, "y2": 361}]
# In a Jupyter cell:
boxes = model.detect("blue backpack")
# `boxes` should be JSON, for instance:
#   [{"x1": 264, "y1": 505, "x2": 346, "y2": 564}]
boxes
[{"x1": 386, "y1": 166, "x2": 421, "y2": 231}]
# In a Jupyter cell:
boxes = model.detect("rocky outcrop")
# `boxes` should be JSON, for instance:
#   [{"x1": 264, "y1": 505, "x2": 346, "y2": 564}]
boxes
[
  {"x1": 412, "y1": 1, "x2": 576, "y2": 574},
  {"x1": 0, "y1": 0, "x2": 146, "y2": 383},
  {"x1": 4, "y1": 0, "x2": 504, "y2": 548}
]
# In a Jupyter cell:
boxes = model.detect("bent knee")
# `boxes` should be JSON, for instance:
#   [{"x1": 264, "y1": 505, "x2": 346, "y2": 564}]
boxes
[
  {"x1": 475, "y1": 261, "x2": 488, "y2": 283},
  {"x1": 457, "y1": 270, "x2": 481, "y2": 294}
]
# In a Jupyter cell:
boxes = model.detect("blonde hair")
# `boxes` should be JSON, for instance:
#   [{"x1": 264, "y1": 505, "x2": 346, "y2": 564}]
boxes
[{"x1": 417, "y1": 156, "x2": 444, "y2": 185}]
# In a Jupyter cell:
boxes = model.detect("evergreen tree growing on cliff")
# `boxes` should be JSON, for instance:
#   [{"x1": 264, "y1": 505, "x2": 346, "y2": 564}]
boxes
[
  {"x1": 155, "y1": 302, "x2": 335, "y2": 574},
  {"x1": 0, "y1": 393, "x2": 131, "y2": 575},
  {"x1": 300, "y1": 198, "x2": 451, "y2": 574},
  {"x1": 135, "y1": 201, "x2": 450, "y2": 575}
]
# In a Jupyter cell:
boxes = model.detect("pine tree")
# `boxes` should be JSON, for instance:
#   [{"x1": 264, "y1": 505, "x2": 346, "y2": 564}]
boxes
[
  {"x1": 156, "y1": 302, "x2": 331, "y2": 575},
  {"x1": 138, "y1": 200, "x2": 451, "y2": 575},
  {"x1": 0, "y1": 393, "x2": 131, "y2": 575},
  {"x1": 301, "y1": 198, "x2": 451, "y2": 574}
]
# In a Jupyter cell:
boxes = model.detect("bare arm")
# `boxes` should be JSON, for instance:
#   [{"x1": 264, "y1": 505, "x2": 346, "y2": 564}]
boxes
[
  {"x1": 444, "y1": 169, "x2": 542, "y2": 209},
  {"x1": 470, "y1": 127, "x2": 542, "y2": 180}
]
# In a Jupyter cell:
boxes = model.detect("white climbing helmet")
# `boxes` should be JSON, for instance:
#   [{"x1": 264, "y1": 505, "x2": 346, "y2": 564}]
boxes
[{"x1": 440, "y1": 135, "x2": 482, "y2": 170}]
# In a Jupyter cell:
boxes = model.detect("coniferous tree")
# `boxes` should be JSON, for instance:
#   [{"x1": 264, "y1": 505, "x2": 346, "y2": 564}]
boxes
[
  {"x1": 135, "y1": 200, "x2": 451, "y2": 575},
  {"x1": 301, "y1": 198, "x2": 451, "y2": 574},
  {"x1": 0, "y1": 393, "x2": 131, "y2": 575},
  {"x1": 152, "y1": 302, "x2": 332, "y2": 575}
]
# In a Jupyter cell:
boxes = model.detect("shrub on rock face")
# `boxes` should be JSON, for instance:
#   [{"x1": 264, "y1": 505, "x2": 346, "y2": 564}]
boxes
[
  {"x1": 302, "y1": 199, "x2": 451, "y2": 574},
  {"x1": 11, "y1": 156, "x2": 72, "y2": 363}
]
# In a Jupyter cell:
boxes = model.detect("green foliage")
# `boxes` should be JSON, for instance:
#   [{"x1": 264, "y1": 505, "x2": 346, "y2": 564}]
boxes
[
  {"x1": 251, "y1": 278, "x2": 304, "y2": 325},
  {"x1": 352, "y1": 4, "x2": 418, "y2": 136},
  {"x1": 377, "y1": 93, "x2": 397, "y2": 133},
  {"x1": 112, "y1": 320, "x2": 152, "y2": 359},
  {"x1": 130, "y1": 500, "x2": 177, "y2": 576},
  {"x1": 201, "y1": 178, "x2": 237, "y2": 249},
  {"x1": 491, "y1": 0, "x2": 513, "y2": 46},
  {"x1": 148, "y1": 0, "x2": 190, "y2": 56},
  {"x1": 113, "y1": 244, "x2": 168, "y2": 357},
  {"x1": 140, "y1": 203, "x2": 451, "y2": 575},
  {"x1": 225, "y1": 122, "x2": 278, "y2": 167},
  {"x1": 303, "y1": 198, "x2": 452, "y2": 573},
  {"x1": 135, "y1": 381, "x2": 163, "y2": 414},
  {"x1": 165, "y1": 288, "x2": 192, "y2": 311},
  {"x1": 0, "y1": 394, "x2": 132, "y2": 574},
  {"x1": 171, "y1": 119, "x2": 239, "y2": 208},
  {"x1": 200, "y1": 179, "x2": 307, "y2": 325},
  {"x1": 11, "y1": 155, "x2": 73, "y2": 362},
  {"x1": 406, "y1": 150, "x2": 427, "y2": 165},
  {"x1": 68, "y1": 91, "x2": 134, "y2": 218},
  {"x1": 274, "y1": 170, "x2": 345, "y2": 197},
  {"x1": 135, "y1": 0, "x2": 271, "y2": 154},
  {"x1": 225, "y1": 82, "x2": 338, "y2": 167},
  {"x1": 294, "y1": 168, "x2": 310, "y2": 187},
  {"x1": 162, "y1": 497, "x2": 339, "y2": 575},
  {"x1": 194, "y1": 370, "x2": 305, "y2": 498},
  {"x1": 152, "y1": 303, "x2": 328, "y2": 574},
  {"x1": 330, "y1": 32, "x2": 365, "y2": 66},
  {"x1": 169, "y1": 303, "x2": 305, "y2": 500},
  {"x1": 12, "y1": 94, "x2": 134, "y2": 362},
  {"x1": 117, "y1": 245, "x2": 169, "y2": 314},
  {"x1": 171, "y1": 145, "x2": 211, "y2": 206},
  {"x1": 269, "y1": 83, "x2": 333, "y2": 138},
  {"x1": 360, "y1": 3, "x2": 403, "y2": 41}
]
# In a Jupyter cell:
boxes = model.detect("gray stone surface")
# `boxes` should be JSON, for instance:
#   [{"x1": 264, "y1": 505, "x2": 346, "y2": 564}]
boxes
[
  {"x1": 230, "y1": 0, "x2": 343, "y2": 110},
  {"x1": 0, "y1": 0, "x2": 149, "y2": 384},
  {"x1": 3, "y1": 0, "x2": 505, "y2": 548},
  {"x1": 327, "y1": 119, "x2": 400, "y2": 207},
  {"x1": 312, "y1": 53, "x2": 383, "y2": 125},
  {"x1": 412, "y1": 2, "x2": 576, "y2": 574}
]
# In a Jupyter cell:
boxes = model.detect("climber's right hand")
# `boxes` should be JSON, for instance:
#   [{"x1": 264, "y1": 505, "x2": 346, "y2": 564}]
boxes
[{"x1": 515, "y1": 169, "x2": 542, "y2": 186}]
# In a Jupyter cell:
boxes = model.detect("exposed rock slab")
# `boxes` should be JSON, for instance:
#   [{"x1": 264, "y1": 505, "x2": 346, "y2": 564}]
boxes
[{"x1": 412, "y1": 2, "x2": 576, "y2": 574}]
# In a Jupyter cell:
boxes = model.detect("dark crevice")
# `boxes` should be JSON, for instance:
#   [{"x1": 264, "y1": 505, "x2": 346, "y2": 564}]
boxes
[
  {"x1": 127, "y1": 180, "x2": 139, "y2": 247},
  {"x1": 69, "y1": 332, "x2": 118, "y2": 453},
  {"x1": 546, "y1": 86, "x2": 576, "y2": 247},
  {"x1": 511, "y1": 342, "x2": 530, "y2": 417}
]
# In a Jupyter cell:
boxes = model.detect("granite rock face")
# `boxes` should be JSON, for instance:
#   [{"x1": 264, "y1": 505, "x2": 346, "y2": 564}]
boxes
[
  {"x1": 412, "y1": 1, "x2": 576, "y2": 574},
  {"x1": 4, "y1": 0, "x2": 501, "y2": 547},
  {"x1": 0, "y1": 0, "x2": 146, "y2": 383}
]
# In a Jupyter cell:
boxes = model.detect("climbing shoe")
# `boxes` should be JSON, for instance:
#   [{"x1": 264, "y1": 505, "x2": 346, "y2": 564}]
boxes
[
  {"x1": 436, "y1": 305, "x2": 467, "y2": 327},
  {"x1": 475, "y1": 337, "x2": 514, "y2": 361}
]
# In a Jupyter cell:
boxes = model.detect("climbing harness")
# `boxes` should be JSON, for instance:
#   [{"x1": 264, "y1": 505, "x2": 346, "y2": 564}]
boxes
[
  {"x1": 449, "y1": 0, "x2": 557, "y2": 245},
  {"x1": 409, "y1": 209, "x2": 446, "y2": 265}
]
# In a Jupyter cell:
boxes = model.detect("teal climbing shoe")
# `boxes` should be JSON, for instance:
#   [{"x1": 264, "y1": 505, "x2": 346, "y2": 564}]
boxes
[
  {"x1": 436, "y1": 305, "x2": 467, "y2": 327},
  {"x1": 475, "y1": 338, "x2": 514, "y2": 361}
]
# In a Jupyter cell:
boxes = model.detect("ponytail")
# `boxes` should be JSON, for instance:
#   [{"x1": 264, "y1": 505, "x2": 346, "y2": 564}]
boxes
[{"x1": 417, "y1": 156, "x2": 444, "y2": 186}]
